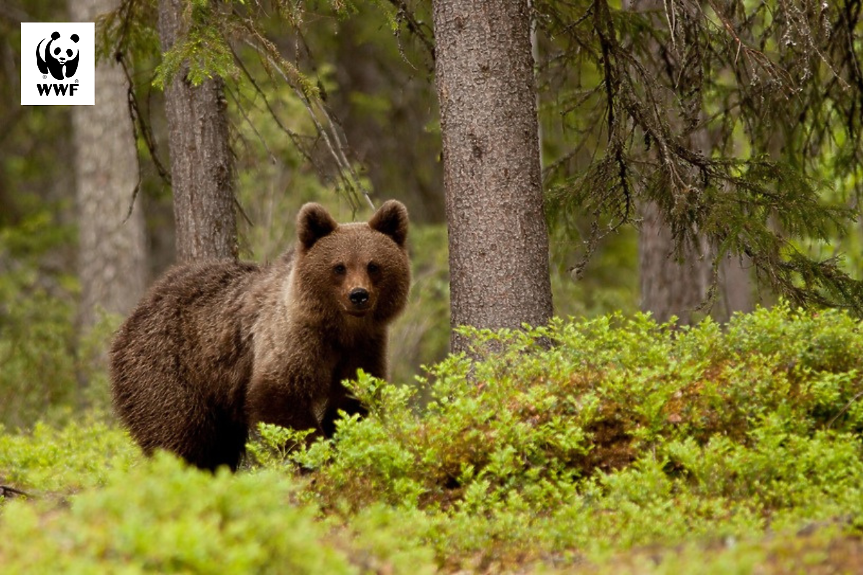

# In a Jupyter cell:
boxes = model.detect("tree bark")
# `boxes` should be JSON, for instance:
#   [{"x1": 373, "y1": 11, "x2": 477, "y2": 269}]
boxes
[
  {"x1": 158, "y1": 0, "x2": 236, "y2": 262},
  {"x1": 432, "y1": 0, "x2": 553, "y2": 353},
  {"x1": 638, "y1": 201, "x2": 711, "y2": 325},
  {"x1": 70, "y1": 0, "x2": 147, "y2": 330}
]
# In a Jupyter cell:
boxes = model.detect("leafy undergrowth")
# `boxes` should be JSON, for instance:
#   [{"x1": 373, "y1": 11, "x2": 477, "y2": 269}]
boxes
[{"x1": 3, "y1": 303, "x2": 863, "y2": 573}]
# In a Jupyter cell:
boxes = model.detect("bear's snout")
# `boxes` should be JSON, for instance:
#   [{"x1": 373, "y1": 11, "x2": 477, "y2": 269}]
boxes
[
  {"x1": 349, "y1": 287, "x2": 370, "y2": 306},
  {"x1": 345, "y1": 286, "x2": 373, "y2": 316}
]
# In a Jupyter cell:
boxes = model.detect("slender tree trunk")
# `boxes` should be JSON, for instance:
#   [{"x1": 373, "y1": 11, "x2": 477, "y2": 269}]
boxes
[
  {"x1": 70, "y1": 0, "x2": 147, "y2": 330},
  {"x1": 638, "y1": 130, "x2": 752, "y2": 324},
  {"x1": 158, "y1": 0, "x2": 236, "y2": 262},
  {"x1": 432, "y1": 0, "x2": 553, "y2": 353}
]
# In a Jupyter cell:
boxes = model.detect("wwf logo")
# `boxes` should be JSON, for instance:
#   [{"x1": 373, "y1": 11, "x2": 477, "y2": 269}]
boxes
[
  {"x1": 36, "y1": 31, "x2": 80, "y2": 81},
  {"x1": 21, "y1": 22, "x2": 95, "y2": 106}
]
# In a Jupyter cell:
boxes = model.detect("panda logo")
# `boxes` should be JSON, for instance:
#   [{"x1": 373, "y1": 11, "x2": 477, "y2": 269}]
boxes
[{"x1": 36, "y1": 31, "x2": 80, "y2": 81}]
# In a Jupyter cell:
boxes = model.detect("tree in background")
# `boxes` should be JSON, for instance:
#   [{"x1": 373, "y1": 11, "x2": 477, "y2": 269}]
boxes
[
  {"x1": 327, "y1": 14, "x2": 443, "y2": 224},
  {"x1": 70, "y1": 0, "x2": 147, "y2": 332},
  {"x1": 432, "y1": 0, "x2": 554, "y2": 353},
  {"x1": 540, "y1": 0, "x2": 863, "y2": 318},
  {"x1": 620, "y1": 0, "x2": 751, "y2": 324},
  {"x1": 157, "y1": 0, "x2": 236, "y2": 262}
]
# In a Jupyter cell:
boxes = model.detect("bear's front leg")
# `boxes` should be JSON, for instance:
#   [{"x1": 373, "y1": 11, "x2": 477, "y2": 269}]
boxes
[
  {"x1": 245, "y1": 367, "x2": 330, "y2": 442},
  {"x1": 321, "y1": 341, "x2": 387, "y2": 437}
]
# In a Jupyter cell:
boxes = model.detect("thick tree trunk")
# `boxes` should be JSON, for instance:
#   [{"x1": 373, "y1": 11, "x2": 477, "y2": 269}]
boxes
[
  {"x1": 158, "y1": 0, "x2": 236, "y2": 262},
  {"x1": 70, "y1": 0, "x2": 147, "y2": 330},
  {"x1": 432, "y1": 0, "x2": 553, "y2": 353}
]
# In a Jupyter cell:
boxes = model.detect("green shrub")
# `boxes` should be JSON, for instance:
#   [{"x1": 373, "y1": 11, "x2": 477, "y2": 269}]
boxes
[
  {"x1": 249, "y1": 303, "x2": 863, "y2": 569},
  {"x1": 4, "y1": 303, "x2": 863, "y2": 573},
  {"x1": 0, "y1": 415, "x2": 135, "y2": 493},
  {"x1": 0, "y1": 453, "x2": 361, "y2": 574}
]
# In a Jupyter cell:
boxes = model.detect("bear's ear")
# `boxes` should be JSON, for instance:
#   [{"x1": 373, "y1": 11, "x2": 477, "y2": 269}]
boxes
[
  {"x1": 71, "y1": 34, "x2": 79, "y2": 43},
  {"x1": 368, "y1": 200, "x2": 409, "y2": 247},
  {"x1": 297, "y1": 203, "x2": 338, "y2": 253},
  {"x1": 51, "y1": 32, "x2": 61, "y2": 40}
]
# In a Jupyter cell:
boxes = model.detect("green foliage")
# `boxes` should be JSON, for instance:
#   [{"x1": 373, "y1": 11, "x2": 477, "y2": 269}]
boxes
[
  {"x1": 0, "y1": 417, "x2": 135, "y2": 493},
  {"x1": 0, "y1": 453, "x2": 361, "y2": 574},
  {"x1": 245, "y1": 423, "x2": 315, "y2": 469},
  {"x1": 0, "y1": 202, "x2": 121, "y2": 429},
  {"x1": 95, "y1": 0, "x2": 161, "y2": 66},
  {"x1": 539, "y1": 0, "x2": 863, "y2": 315},
  {"x1": 154, "y1": 23, "x2": 239, "y2": 89},
  {"x1": 0, "y1": 422, "x2": 436, "y2": 573},
  {"x1": 0, "y1": 209, "x2": 80, "y2": 429},
  {"x1": 249, "y1": 303, "x2": 863, "y2": 569},
  {"x1": 6, "y1": 306, "x2": 863, "y2": 572}
]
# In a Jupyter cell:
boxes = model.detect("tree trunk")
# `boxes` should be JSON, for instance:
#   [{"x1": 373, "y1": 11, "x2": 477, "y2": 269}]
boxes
[
  {"x1": 718, "y1": 254, "x2": 753, "y2": 319},
  {"x1": 432, "y1": 0, "x2": 553, "y2": 353},
  {"x1": 629, "y1": 0, "x2": 752, "y2": 324},
  {"x1": 70, "y1": 0, "x2": 147, "y2": 330},
  {"x1": 638, "y1": 201, "x2": 711, "y2": 325},
  {"x1": 158, "y1": 0, "x2": 236, "y2": 262}
]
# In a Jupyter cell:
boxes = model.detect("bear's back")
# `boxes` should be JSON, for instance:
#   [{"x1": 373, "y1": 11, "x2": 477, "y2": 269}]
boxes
[
  {"x1": 110, "y1": 259, "x2": 266, "y2": 469},
  {"x1": 112, "y1": 258, "x2": 264, "y2": 384}
]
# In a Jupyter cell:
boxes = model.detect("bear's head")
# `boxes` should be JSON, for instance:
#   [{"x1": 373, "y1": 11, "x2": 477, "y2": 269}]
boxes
[
  {"x1": 48, "y1": 31, "x2": 79, "y2": 66},
  {"x1": 294, "y1": 200, "x2": 410, "y2": 324}
]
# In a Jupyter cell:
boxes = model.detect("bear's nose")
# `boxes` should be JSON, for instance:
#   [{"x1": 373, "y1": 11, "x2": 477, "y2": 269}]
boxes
[{"x1": 349, "y1": 288, "x2": 369, "y2": 306}]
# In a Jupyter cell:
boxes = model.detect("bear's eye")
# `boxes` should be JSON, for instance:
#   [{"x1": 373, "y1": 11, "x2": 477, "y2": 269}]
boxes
[
  {"x1": 53, "y1": 47, "x2": 60, "y2": 55},
  {"x1": 66, "y1": 49, "x2": 73, "y2": 57},
  {"x1": 367, "y1": 262, "x2": 380, "y2": 274},
  {"x1": 333, "y1": 264, "x2": 346, "y2": 275}
]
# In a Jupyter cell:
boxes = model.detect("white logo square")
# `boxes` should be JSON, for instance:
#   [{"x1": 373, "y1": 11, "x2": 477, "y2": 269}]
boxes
[{"x1": 21, "y1": 22, "x2": 95, "y2": 106}]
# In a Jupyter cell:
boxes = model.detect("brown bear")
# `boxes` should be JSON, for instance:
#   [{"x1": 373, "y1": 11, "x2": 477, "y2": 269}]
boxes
[{"x1": 110, "y1": 200, "x2": 410, "y2": 471}]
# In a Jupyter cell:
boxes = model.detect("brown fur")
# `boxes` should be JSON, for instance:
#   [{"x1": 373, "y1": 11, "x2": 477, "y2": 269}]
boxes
[{"x1": 110, "y1": 200, "x2": 410, "y2": 471}]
